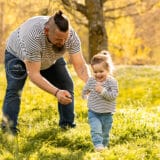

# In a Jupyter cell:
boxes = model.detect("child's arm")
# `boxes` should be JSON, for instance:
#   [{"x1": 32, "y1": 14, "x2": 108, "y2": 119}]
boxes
[
  {"x1": 96, "y1": 79, "x2": 118, "y2": 101},
  {"x1": 82, "y1": 78, "x2": 92, "y2": 99}
]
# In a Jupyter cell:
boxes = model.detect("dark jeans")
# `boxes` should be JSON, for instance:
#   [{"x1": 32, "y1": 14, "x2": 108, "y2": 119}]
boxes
[{"x1": 2, "y1": 50, "x2": 75, "y2": 128}]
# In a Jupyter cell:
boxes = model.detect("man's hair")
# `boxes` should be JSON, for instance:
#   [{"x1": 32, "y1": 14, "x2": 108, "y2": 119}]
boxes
[
  {"x1": 50, "y1": 10, "x2": 69, "y2": 32},
  {"x1": 91, "y1": 50, "x2": 114, "y2": 74}
]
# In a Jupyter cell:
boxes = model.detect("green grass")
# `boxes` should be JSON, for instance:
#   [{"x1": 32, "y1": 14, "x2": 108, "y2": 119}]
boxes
[{"x1": 0, "y1": 65, "x2": 160, "y2": 160}]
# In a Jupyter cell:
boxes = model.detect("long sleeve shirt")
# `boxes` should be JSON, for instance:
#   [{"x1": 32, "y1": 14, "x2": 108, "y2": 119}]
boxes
[{"x1": 82, "y1": 76, "x2": 118, "y2": 113}]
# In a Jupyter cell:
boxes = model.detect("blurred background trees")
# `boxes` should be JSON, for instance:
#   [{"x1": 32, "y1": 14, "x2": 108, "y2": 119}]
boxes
[{"x1": 0, "y1": 0, "x2": 160, "y2": 64}]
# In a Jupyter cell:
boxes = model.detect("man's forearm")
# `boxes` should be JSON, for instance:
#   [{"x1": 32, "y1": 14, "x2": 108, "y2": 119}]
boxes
[
  {"x1": 76, "y1": 64, "x2": 91, "y2": 83},
  {"x1": 28, "y1": 72, "x2": 58, "y2": 96}
]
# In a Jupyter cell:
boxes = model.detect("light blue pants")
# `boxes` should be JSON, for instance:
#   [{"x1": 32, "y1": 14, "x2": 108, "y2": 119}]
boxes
[{"x1": 88, "y1": 110, "x2": 113, "y2": 147}]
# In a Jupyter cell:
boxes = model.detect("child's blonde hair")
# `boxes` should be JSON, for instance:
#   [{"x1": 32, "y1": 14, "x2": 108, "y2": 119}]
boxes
[{"x1": 91, "y1": 50, "x2": 114, "y2": 75}]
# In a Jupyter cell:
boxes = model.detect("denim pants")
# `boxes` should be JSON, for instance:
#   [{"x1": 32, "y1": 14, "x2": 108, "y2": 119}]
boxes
[
  {"x1": 2, "y1": 50, "x2": 75, "y2": 128},
  {"x1": 88, "y1": 110, "x2": 113, "y2": 147}
]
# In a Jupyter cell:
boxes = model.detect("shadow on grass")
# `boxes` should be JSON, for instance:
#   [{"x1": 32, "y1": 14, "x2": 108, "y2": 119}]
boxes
[
  {"x1": 37, "y1": 150, "x2": 86, "y2": 160},
  {"x1": 19, "y1": 126, "x2": 92, "y2": 159}
]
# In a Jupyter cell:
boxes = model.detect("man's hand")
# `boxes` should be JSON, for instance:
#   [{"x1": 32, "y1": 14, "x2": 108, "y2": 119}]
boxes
[{"x1": 56, "y1": 90, "x2": 72, "y2": 105}]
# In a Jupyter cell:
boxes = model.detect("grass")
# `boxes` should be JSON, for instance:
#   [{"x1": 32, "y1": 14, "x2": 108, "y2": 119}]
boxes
[{"x1": 0, "y1": 64, "x2": 160, "y2": 160}]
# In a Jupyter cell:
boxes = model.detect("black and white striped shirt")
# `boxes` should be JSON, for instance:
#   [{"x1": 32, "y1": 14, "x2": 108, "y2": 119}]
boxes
[
  {"x1": 82, "y1": 76, "x2": 118, "y2": 113},
  {"x1": 6, "y1": 16, "x2": 81, "y2": 70}
]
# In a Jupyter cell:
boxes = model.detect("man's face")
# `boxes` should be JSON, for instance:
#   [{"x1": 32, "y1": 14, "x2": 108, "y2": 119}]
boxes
[{"x1": 46, "y1": 28, "x2": 69, "y2": 48}]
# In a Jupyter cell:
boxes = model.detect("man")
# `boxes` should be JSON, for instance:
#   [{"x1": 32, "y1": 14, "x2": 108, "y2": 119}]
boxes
[{"x1": 1, "y1": 10, "x2": 90, "y2": 135}]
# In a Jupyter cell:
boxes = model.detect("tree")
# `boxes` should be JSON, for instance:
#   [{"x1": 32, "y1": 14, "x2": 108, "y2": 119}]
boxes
[
  {"x1": 61, "y1": 0, "x2": 108, "y2": 60},
  {"x1": 56, "y1": 0, "x2": 159, "y2": 62}
]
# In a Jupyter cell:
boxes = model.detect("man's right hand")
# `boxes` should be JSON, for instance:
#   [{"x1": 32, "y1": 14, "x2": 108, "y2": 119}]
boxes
[{"x1": 56, "y1": 90, "x2": 72, "y2": 105}]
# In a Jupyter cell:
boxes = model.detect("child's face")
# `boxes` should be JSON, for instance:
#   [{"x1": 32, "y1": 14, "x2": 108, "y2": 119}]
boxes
[{"x1": 92, "y1": 63, "x2": 108, "y2": 82}]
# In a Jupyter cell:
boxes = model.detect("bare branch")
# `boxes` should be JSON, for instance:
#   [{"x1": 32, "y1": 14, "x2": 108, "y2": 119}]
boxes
[
  {"x1": 60, "y1": 0, "x2": 88, "y2": 26},
  {"x1": 105, "y1": 0, "x2": 159, "y2": 20},
  {"x1": 104, "y1": 2, "x2": 136, "y2": 12},
  {"x1": 105, "y1": 12, "x2": 139, "y2": 20},
  {"x1": 75, "y1": 2, "x2": 87, "y2": 16},
  {"x1": 61, "y1": 0, "x2": 87, "y2": 16},
  {"x1": 61, "y1": 0, "x2": 71, "y2": 6},
  {"x1": 103, "y1": 0, "x2": 115, "y2": 4}
]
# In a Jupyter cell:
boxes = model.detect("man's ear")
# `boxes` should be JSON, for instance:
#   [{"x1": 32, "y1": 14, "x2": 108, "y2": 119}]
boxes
[{"x1": 44, "y1": 27, "x2": 49, "y2": 35}]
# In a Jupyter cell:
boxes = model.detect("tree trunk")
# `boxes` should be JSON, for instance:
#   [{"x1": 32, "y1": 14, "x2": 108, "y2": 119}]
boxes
[{"x1": 85, "y1": 0, "x2": 108, "y2": 60}]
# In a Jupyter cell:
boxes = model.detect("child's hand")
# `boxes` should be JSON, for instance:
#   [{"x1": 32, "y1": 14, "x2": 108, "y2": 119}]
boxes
[
  {"x1": 82, "y1": 95, "x2": 88, "y2": 100},
  {"x1": 82, "y1": 90, "x2": 90, "y2": 99},
  {"x1": 95, "y1": 82, "x2": 103, "y2": 93}
]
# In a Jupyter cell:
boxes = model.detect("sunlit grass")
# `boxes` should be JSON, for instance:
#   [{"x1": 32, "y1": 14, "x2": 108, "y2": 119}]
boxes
[{"x1": 0, "y1": 64, "x2": 160, "y2": 160}]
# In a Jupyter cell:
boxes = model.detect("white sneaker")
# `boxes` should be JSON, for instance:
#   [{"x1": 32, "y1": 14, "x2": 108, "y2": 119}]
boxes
[{"x1": 95, "y1": 146, "x2": 105, "y2": 152}]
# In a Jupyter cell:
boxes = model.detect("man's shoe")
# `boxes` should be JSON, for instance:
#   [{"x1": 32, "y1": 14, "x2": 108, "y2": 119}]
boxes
[
  {"x1": 1, "y1": 125, "x2": 20, "y2": 136},
  {"x1": 69, "y1": 123, "x2": 76, "y2": 128},
  {"x1": 60, "y1": 125, "x2": 67, "y2": 130},
  {"x1": 10, "y1": 127, "x2": 20, "y2": 136},
  {"x1": 60, "y1": 123, "x2": 76, "y2": 130}
]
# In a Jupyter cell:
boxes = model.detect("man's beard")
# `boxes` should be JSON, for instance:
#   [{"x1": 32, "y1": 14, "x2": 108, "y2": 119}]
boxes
[
  {"x1": 47, "y1": 37, "x2": 66, "y2": 53},
  {"x1": 52, "y1": 44, "x2": 66, "y2": 54}
]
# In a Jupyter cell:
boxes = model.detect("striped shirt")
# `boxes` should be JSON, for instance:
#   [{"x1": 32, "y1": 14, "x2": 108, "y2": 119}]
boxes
[
  {"x1": 82, "y1": 76, "x2": 118, "y2": 113},
  {"x1": 6, "y1": 16, "x2": 81, "y2": 70}
]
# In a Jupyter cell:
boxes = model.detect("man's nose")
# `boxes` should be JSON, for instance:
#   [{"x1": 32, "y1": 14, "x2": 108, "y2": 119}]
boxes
[{"x1": 60, "y1": 39, "x2": 65, "y2": 45}]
